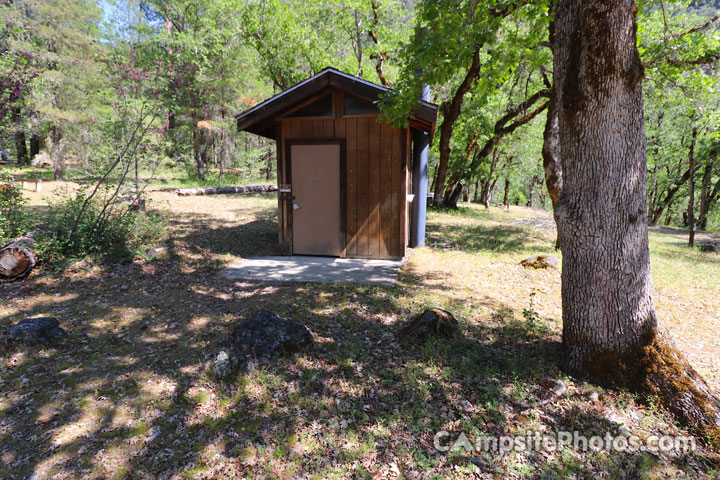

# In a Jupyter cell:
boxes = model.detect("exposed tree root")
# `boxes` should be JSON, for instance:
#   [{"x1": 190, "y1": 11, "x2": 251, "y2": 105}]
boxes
[
  {"x1": 640, "y1": 330, "x2": 720, "y2": 448},
  {"x1": 578, "y1": 327, "x2": 720, "y2": 449}
]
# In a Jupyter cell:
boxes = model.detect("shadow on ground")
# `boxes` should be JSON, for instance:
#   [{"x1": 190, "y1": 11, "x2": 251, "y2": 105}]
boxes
[{"x1": 1, "y1": 202, "x2": 717, "y2": 478}]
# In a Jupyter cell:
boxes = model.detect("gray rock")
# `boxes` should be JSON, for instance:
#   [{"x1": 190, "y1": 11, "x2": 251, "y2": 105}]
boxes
[
  {"x1": 699, "y1": 242, "x2": 719, "y2": 253},
  {"x1": 9, "y1": 317, "x2": 66, "y2": 344},
  {"x1": 210, "y1": 312, "x2": 313, "y2": 380},
  {"x1": 539, "y1": 377, "x2": 566, "y2": 396},
  {"x1": 520, "y1": 254, "x2": 559, "y2": 269},
  {"x1": 211, "y1": 350, "x2": 238, "y2": 380},
  {"x1": 399, "y1": 308, "x2": 459, "y2": 341}
]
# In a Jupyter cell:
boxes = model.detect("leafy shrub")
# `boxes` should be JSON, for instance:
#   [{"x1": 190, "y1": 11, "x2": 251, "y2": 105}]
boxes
[
  {"x1": 0, "y1": 173, "x2": 32, "y2": 244},
  {"x1": 36, "y1": 190, "x2": 166, "y2": 265}
]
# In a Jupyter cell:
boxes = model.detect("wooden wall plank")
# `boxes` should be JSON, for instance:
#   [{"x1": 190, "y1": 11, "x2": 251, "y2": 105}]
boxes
[
  {"x1": 301, "y1": 119, "x2": 313, "y2": 138},
  {"x1": 345, "y1": 118, "x2": 358, "y2": 256},
  {"x1": 356, "y1": 117, "x2": 370, "y2": 256},
  {"x1": 335, "y1": 118, "x2": 345, "y2": 139},
  {"x1": 323, "y1": 119, "x2": 334, "y2": 138},
  {"x1": 391, "y1": 125, "x2": 402, "y2": 257},
  {"x1": 401, "y1": 128, "x2": 409, "y2": 256},
  {"x1": 335, "y1": 118, "x2": 347, "y2": 257},
  {"x1": 368, "y1": 119, "x2": 381, "y2": 258},
  {"x1": 290, "y1": 120, "x2": 302, "y2": 139},
  {"x1": 312, "y1": 119, "x2": 324, "y2": 137},
  {"x1": 276, "y1": 123, "x2": 285, "y2": 251},
  {"x1": 379, "y1": 122, "x2": 393, "y2": 258}
]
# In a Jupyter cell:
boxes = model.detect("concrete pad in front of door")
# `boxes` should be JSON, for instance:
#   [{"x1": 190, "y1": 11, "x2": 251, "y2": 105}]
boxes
[{"x1": 220, "y1": 256, "x2": 403, "y2": 286}]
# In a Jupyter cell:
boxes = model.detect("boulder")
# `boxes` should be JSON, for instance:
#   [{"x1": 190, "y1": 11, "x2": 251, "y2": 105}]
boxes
[
  {"x1": 699, "y1": 242, "x2": 719, "y2": 253},
  {"x1": 9, "y1": 317, "x2": 66, "y2": 344},
  {"x1": 31, "y1": 151, "x2": 51, "y2": 167},
  {"x1": 210, "y1": 312, "x2": 313, "y2": 379},
  {"x1": 399, "y1": 308, "x2": 459, "y2": 341},
  {"x1": 520, "y1": 254, "x2": 559, "y2": 269}
]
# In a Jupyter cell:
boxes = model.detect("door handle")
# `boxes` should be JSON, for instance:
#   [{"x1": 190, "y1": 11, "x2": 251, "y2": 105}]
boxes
[{"x1": 293, "y1": 203, "x2": 301, "y2": 210}]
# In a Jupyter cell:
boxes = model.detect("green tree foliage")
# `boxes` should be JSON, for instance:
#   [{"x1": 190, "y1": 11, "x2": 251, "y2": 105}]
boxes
[
  {"x1": 1, "y1": 0, "x2": 719, "y2": 233},
  {"x1": 1, "y1": 0, "x2": 105, "y2": 178},
  {"x1": 0, "y1": 172, "x2": 30, "y2": 243},
  {"x1": 382, "y1": 0, "x2": 551, "y2": 207},
  {"x1": 639, "y1": 0, "x2": 720, "y2": 230}
]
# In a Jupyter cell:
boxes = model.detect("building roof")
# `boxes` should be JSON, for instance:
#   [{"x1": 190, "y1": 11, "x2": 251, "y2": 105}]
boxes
[{"x1": 235, "y1": 67, "x2": 438, "y2": 139}]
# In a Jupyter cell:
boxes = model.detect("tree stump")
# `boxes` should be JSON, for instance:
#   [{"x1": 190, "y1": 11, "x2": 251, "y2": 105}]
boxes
[{"x1": 0, "y1": 232, "x2": 38, "y2": 282}]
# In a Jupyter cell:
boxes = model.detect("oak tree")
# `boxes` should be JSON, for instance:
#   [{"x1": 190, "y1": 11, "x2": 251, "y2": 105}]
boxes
[{"x1": 553, "y1": 0, "x2": 720, "y2": 443}]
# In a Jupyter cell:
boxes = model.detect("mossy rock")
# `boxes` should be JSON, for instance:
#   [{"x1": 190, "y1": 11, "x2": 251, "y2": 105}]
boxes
[
  {"x1": 520, "y1": 254, "x2": 559, "y2": 269},
  {"x1": 399, "y1": 308, "x2": 459, "y2": 341}
]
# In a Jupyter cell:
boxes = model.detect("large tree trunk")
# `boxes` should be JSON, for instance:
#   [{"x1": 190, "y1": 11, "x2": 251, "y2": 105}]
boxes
[
  {"x1": 554, "y1": 0, "x2": 720, "y2": 445},
  {"x1": 0, "y1": 232, "x2": 38, "y2": 282},
  {"x1": 541, "y1": 14, "x2": 563, "y2": 250}
]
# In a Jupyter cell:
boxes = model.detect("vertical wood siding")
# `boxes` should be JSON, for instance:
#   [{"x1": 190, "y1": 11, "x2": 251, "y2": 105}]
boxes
[{"x1": 279, "y1": 116, "x2": 406, "y2": 258}]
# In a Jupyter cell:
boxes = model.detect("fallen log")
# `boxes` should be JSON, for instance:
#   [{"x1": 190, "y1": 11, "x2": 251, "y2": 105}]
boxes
[
  {"x1": 175, "y1": 185, "x2": 278, "y2": 196},
  {"x1": 0, "y1": 232, "x2": 38, "y2": 282}
]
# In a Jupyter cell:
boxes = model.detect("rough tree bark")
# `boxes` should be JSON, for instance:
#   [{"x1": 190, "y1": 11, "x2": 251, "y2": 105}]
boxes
[
  {"x1": 542, "y1": 93, "x2": 562, "y2": 209},
  {"x1": 542, "y1": 6, "x2": 563, "y2": 214},
  {"x1": 554, "y1": 0, "x2": 720, "y2": 445}
]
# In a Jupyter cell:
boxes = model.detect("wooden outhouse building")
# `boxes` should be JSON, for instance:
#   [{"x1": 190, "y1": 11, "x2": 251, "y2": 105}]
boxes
[{"x1": 236, "y1": 67, "x2": 437, "y2": 259}]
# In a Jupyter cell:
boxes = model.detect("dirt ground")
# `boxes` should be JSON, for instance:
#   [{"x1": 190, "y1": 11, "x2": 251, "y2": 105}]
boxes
[{"x1": 1, "y1": 187, "x2": 719, "y2": 479}]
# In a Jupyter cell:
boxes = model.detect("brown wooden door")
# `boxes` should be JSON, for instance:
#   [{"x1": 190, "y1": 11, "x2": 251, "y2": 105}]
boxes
[{"x1": 291, "y1": 144, "x2": 342, "y2": 256}]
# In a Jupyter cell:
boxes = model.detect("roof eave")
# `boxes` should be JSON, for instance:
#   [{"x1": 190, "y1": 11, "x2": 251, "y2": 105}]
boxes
[{"x1": 235, "y1": 68, "x2": 438, "y2": 138}]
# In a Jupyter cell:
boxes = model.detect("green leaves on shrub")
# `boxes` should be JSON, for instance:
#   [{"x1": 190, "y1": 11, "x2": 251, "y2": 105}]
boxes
[{"x1": 0, "y1": 173, "x2": 32, "y2": 244}]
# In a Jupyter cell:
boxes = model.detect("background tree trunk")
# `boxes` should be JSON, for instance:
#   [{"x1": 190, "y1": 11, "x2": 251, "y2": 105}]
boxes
[
  {"x1": 432, "y1": 47, "x2": 481, "y2": 205},
  {"x1": 687, "y1": 127, "x2": 697, "y2": 247},
  {"x1": 50, "y1": 125, "x2": 64, "y2": 181},
  {"x1": 698, "y1": 157, "x2": 714, "y2": 230},
  {"x1": 553, "y1": 0, "x2": 720, "y2": 444},
  {"x1": 13, "y1": 108, "x2": 28, "y2": 165},
  {"x1": 503, "y1": 178, "x2": 510, "y2": 209},
  {"x1": 29, "y1": 134, "x2": 40, "y2": 159}
]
